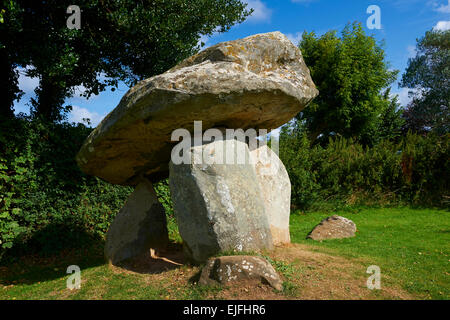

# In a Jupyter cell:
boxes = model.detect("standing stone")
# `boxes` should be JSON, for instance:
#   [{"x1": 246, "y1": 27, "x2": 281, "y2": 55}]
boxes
[
  {"x1": 249, "y1": 145, "x2": 291, "y2": 245},
  {"x1": 105, "y1": 179, "x2": 169, "y2": 265},
  {"x1": 307, "y1": 215, "x2": 357, "y2": 241},
  {"x1": 169, "y1": 139, "x2": 273, "y2": 263}
]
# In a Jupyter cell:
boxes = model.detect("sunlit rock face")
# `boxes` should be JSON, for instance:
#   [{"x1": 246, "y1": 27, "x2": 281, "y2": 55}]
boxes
[
  {"x1": 199, "y1": 255, "x2": 283, "y2": 291},
  {"x1": 249, "y1": 145, "x2": 291, "y2": 246},
  {"x1": 169, "y1": 139, "x2": 273, "y2": 263}
]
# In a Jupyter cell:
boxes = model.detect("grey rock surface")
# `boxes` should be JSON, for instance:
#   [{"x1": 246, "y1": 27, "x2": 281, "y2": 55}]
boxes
[
  {"x1": 249, "y1": 145, "x2": 291, "y2": 245},
  {"x1": 105, "y1": 179, "x2": 169, "y2": 264},
  {"x1": 199, "y1": 255, "x2": 283, "y2": 291},
  {"x1": 307, "y1": 215, "x2": 357, "y2": 241},
  {"x1": 169, "y1": 139, "x2": 273, "y2": 263},
  {"x1": 76, "y1": 31, "x2": 318, "y2": 185}
]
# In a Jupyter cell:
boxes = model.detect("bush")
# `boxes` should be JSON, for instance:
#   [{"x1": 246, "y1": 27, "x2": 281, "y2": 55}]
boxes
[
  {"x1": 278, "y1": 127, "x2": 320, "y2": 210},
  {"x1": 0, "y1": 116, "x2": 179, "y2": 260},
  {"x1": 1, "y1": 115, "x2": 448, "y2": 260},
  {"x1": 0, "y1": 116, "x2": 134, "y2": 259},
  {"x1": 279, "y1": 128, "x2": 449, "y2": 211}
]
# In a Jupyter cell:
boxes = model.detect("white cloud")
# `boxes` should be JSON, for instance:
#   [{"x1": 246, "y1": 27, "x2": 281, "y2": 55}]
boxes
[
  {"x1": 245, "y1": 0, "x2": 272, "y2": 23},
  {"x1": 72, "y1": 73, "x2": 110, "y2": 100},
  {"x1": 69, "y1": 105, "x2": 105, "y2": 126},
  {"x1": 407, "y1": 45, "x2": 417, "y2": 58},
  {"x1": 286, "y1": 32, "x2": 303, "y2": 46},
  {"x1": 198, "y1": 34, "x2": 210, "y2": 49},
  {"x1": 17, "y1": 67, "x2": 105, "y2": 102},
  {"x1": 269, "y1": 127, "x2": 281, "y2": 140},
  {"x1": 433, "y1": 0, "x2": 450, "y2": 13},
  {"x1": 197, "y1": 27, "x2": 223, "y2": 49},
  {"x1": 17, "y1": 67, "x2": 39, "y2": 93},
  {"x1": 73, "y1": 85, "x2": 89, "y2": 96},
  {"x1": 391, "y1": 88, "x2": 418, "y2": 107},
  {"x1": 71, "y1": 84, "x2": 100, "y2": 102},
  {"x1": 433, "y1": 20, "x2": 450, "y2": 31}
]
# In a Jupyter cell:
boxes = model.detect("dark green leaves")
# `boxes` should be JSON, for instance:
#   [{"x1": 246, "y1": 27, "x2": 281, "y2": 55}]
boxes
[
  {"x1": 298, "y1": 22, "x2": 399, "y2": 146},
  {"x1": 400, "y1": 29, "x2": 449, "y2": 134},
  {"x1": 1, "y1": 0, "x2": 251, "y2": 122}
]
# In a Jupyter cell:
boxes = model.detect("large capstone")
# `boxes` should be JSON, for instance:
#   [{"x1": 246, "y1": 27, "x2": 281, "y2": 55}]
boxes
[
  {"x1": 76, "y1": 31, "x2": 318, "y2": 186},
  {"x1": 249, "y1": 145, "x2": 291, "y2": 245},
  {"x1": 169, "y1": 139, "x2": 273, "y2": 263},
  {"x1": 104, "y1": 179, "x2": 169, "y2": 265}
]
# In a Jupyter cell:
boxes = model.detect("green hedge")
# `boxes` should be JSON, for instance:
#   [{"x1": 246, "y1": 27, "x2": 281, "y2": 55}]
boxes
[
  {"x1": 0, "y1": 117, "x2": 172, "y2": 259},
  {"x1": 279, "y1": 129, "x2": 449, "y2": 211},
  {"x1": 1, "y1": 117, "x2": 448, "y2": 260}
]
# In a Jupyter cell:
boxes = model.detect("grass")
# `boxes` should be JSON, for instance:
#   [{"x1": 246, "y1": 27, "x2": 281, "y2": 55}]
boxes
[
  {"x1": 0, "y1": 207, "x2": 448, "y2": 300},
  {"x1": 290, "y1": 207, "x2": 450, "y2": 300},
  {"x1": 0, "y1": 244, "x2": 220, "y2": 300}
]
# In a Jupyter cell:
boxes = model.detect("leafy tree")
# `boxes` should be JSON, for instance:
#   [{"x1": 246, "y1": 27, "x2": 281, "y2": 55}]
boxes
[
  {"x1": 0, "y1": 0, "x2": 252, "y2": 121},
  {"x1": 297, "y1": 22, "x2": 398, "y2": 145},
  {"x1": 400, "y1": 29, "x2": 449, "y2": 134},
  {"x1": 0, "y1": 1, "x2": 24, "y2": 120},
  {"x1": 376, "y1": 90, "x2": 405, "y2": 142}
]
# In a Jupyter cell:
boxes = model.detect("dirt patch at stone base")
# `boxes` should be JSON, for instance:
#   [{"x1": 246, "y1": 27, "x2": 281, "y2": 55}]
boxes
[{"x1": 109, "y1": 243, "x2": 415, "y2": 300}]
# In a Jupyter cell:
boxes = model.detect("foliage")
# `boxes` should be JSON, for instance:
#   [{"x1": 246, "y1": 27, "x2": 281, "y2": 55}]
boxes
[
  {"x1": 0, "y1": 115, "x2": 181, "y2": 259},
  {"x1": 298, "y1": 22, "x2": 399, "y2": 145},
  {"x1": 278, "y1": 125, "x2": 319, "y2": 210},
  {"x1": 0, "y1": 0, "x2": 252, "y2": 121},
  {"x1": 154, "y1": 179, "x2": 174, "y2": 217},
  {"x1": 1, "y1": 114, "x2": 448, "y2": 260},
  {"x1": 375, "y1": 92, "x2": 405, "y2": 142},
  {"x1": 0, "y1": 0, "x2": 23, "y2": 119},
  {"x1": 279, "y1": 124, "x2": 449, "y2": 211},
  {"x1": 0, "y1": 116, "x2": 134, "y2": 258},
  {"x1": 400, "y1": 29, "x2": 450, "y2": 134}
]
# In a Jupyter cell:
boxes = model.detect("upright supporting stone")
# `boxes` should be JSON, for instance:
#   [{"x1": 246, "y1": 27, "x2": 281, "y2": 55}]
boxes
[
  {"x1": 105, "y1": 179, "x2": 169, "y2": 265},
  {"x1": 169, "y1": 139, "x2": 273, "y2": 263},
  {"x1": 250, "y1": 145, "x2": 291, "y2": 245}
]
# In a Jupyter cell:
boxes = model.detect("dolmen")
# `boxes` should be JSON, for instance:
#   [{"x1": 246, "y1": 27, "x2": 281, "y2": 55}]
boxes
[{"x1": 76, "y1": 31, "x2": 318, "y2": 265}]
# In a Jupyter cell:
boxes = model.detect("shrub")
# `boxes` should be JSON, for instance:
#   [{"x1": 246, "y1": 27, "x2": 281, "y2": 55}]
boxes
[
  {"x1": 0, "y1": 116, "x2": 133, "y2": 259},
  {"x1": 1, "y1": 115, "x2": 448, "y2": 260},
  {"x1": 278, "y1": 127, "x2": 320, "y2": 210},
  {"x1": 279, "y1": 128, "x2": 449, "y2": 211}
]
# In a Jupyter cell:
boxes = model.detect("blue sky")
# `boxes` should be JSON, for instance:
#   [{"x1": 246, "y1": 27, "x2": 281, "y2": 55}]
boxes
[{"x1": 14, "y1": 0, "x2": 450, "y2": 126}]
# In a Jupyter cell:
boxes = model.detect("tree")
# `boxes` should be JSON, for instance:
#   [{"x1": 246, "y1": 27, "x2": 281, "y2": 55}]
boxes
[
  {"x1": 297, "y1": 22, "x2": 398, "y2": 145},
  {"x1": 376, "y1": 89, "x2": 405, "y2": 142},
  {"x1": 400, "y1": 29, "x2": 449, "y2": 134},
  {"x1": 0, "y1": 0, "x2": 252, "y2": 121},
  {"x1": 0, "y1": 0, "x2": 24, "y2": 120}
]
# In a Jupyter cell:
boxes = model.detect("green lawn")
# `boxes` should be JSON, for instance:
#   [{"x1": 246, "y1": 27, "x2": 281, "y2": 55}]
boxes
[
  {"x1": 0, "y1": 207, "x2": 448, "y2": 300},
  {"x1": 290, "y1": 207, "x2": 450, "y2": 299},
  {"x1": 0, "y1": 244, "x2": 212, "y2": 300}
]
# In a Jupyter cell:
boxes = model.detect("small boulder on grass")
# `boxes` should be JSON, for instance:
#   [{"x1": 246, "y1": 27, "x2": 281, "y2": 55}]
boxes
[
  {"x1": 307, "y1": 215, "x2": 357, "y2": 241},
  {"x1": 198, "y1": 256, "x2": 283, "y2": 291}
]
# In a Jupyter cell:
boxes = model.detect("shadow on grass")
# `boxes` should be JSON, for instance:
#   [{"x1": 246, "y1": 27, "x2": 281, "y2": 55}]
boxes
[
  {"x1": 115, "y1": 242, "x2": 186, "y2": 275},
  {"x1": 0, "y1": 224, "x2": 107, "y2": 286},
  {"x1": 1, "y1": 226, "x2": 187, "y2": 286}
]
